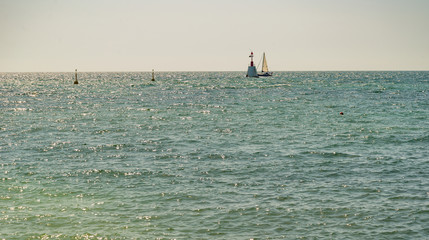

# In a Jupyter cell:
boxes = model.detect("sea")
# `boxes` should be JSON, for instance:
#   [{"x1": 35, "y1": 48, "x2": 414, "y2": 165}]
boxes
[{"x1": 1, "y1": 71, "x2": 428, "y2": 239}]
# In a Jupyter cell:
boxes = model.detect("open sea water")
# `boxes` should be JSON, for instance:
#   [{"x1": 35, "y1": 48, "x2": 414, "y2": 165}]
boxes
[{"x1": 0, "y1": 71, "x2": 428, "y2": 239}]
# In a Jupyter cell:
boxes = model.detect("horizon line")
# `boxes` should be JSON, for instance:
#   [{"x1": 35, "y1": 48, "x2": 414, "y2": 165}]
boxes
[{"x1": 1, "y1": 70, "x2": 429, "y2": 73}]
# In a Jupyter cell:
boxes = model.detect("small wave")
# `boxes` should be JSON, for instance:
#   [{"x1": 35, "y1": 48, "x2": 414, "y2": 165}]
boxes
[
  {"x1": 63, "y1": 168, "x2": 153, "y2": 179},
  {"x1": 12, "y1": 108, "x2": 33, "y2": 111},
  {"x1": 25, "y1": 233, "x2": 113, "y2": 239},
  {"x1": 202, "y1": 153, "x2": 228, "y2": 160},
  {"x1": 301, "y1": 151, "x2": 360, "y2": 158},
  {"x1": 407, "y1": 135, "x2": 429, "y2": 143}
]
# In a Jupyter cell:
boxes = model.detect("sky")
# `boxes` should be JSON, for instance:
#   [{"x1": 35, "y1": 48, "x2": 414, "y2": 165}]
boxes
[{"x1": 1, "y1": 0, "x2": 429, "y2": 72}]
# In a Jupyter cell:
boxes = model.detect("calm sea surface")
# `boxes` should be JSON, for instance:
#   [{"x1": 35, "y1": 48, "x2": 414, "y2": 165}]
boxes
[{"x1": 1, "y1": 71, "x2": 428, "y2": 239}]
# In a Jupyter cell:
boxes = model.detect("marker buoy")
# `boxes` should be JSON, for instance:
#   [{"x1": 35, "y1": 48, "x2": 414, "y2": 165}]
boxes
[
  {"x1": 74, "y1": 69, "x2": 78, "y2": 84},
  {"x1": 340, "y1": 112, "x2": 344, "y2": 115}
]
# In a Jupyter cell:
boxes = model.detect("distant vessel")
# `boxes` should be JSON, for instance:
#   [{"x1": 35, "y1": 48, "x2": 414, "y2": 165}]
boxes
[
  {"x1": 74, "y1": 69, "x2": 78, "y2": 84},
  {"x1": 246, "y1": 52, "x2": 258, "y2": 78},
  {"x1": 258, "y1": 52, "x2": 273, "y2": 77}
]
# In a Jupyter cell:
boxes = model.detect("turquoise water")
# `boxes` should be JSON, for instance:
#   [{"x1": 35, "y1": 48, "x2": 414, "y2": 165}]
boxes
[{"x1": 1, "y1": 71, "x2": 428, "y2": 239}]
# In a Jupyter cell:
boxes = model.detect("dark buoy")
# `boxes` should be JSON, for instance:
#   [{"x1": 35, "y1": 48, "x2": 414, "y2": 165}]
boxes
[
  {"x1": 151, "y1": 69, "x2": 155, "y2": 81},
  {"x1": 74, "y1": 69, "x2": 78, "y2": 84},
  {"x1": 340, "y1": 112, "x2": 344, "y2": 115}
]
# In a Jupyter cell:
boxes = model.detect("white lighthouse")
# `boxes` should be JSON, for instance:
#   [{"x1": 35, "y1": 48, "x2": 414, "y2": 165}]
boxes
[{"x1": 246, "y1": 52, "x2": 258, "y2": 78}]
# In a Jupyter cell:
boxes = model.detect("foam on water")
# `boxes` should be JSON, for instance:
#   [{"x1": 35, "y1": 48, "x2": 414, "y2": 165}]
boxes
[{"x1": 1, "y1": 72, "x2": 428, "y2": 239}]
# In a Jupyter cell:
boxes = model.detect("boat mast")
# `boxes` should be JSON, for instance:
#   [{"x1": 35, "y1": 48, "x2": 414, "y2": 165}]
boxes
[{"x1": 263, "y1": 53, "x2": 266, "y2": 72}]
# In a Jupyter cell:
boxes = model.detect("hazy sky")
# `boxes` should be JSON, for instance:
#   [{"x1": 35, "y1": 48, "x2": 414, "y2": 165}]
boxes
[{"x1": 1, "y1": 0, "x2": 429, "y2": 72}]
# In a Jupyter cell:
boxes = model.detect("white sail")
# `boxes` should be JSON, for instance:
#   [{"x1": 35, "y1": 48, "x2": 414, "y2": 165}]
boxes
[{"x1": 261, "y1": 53, "x2": 269, "y2": 73}]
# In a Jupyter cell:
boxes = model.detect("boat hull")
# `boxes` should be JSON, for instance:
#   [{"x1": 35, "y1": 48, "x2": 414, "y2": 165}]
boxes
[{"x1": 258, "y1": 72, "x2": 273, "y2": 77}]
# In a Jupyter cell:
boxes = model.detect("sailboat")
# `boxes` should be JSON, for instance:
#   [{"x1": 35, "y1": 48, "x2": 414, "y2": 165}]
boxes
[{"x1": 258, "y1": 52, "x2": 273, "y2": 77}]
